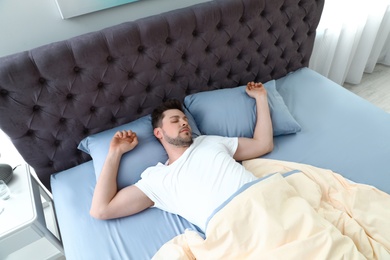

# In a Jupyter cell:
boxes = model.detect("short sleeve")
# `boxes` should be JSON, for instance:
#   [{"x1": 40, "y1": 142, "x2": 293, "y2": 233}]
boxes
[
  {"x1": 217, "y1": 136, "x2": 238, "y2": 157},
  {"x1": 134, "y1": 167, "x2": 162, "y2": 209},
  {"x1": 201, "y1": 135, "x2": 237, "y2": 157},
  {"x1": 229, "y1": 137, "x2": 239, "y2": 155}
]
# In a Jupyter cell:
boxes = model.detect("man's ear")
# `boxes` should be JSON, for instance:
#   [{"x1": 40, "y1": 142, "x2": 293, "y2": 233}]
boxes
[{"x1": 154, "y1": 127, "x2": 163, "y2": 140}]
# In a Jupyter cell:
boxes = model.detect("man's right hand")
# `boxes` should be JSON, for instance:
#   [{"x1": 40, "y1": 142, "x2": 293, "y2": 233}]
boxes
[
  {"x1": 91, "y1": 130, "x2": 152, "y2": 220},
  {"x1": 109, "y1": 130, "x2": 138, "y2": 155}
]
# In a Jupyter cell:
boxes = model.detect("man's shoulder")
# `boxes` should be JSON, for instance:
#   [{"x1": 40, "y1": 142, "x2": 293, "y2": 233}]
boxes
[
  {"x1": 139, "y1": 162, "x2": 166, "y2": 178},
  {"x1": 199, "y1": 135, "x2": 237, "y2": 142},
  {"x1": 193, "y1": 135, "x2": 237, "y2": 150}
]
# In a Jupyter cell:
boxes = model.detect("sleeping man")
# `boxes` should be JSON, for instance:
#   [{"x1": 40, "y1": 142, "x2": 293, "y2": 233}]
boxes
[{"x1": 90, "y1": 82, "x2": 274, "y2": 232}]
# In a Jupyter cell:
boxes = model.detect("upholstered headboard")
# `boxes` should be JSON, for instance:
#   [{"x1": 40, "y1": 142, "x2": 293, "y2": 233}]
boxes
[{"x1": 0, "y1": 0, "x2": 324, "y2": 190}]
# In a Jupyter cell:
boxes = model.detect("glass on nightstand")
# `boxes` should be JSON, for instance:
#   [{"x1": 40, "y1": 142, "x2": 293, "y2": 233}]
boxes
[
  {"x1": 0, "y1": 180, "x2": 11, "y2": 200},
  {"x1": 0, "y1": 180, "x2": 11, "y2": 215}
]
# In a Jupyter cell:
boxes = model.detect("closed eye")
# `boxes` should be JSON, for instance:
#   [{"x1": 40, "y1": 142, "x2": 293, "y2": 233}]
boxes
[{"x1": 169, "y1": 115, "x2": 188, "y2": 123}]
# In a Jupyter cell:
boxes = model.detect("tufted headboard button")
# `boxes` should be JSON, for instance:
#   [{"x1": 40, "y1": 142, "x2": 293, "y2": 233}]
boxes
[
  {"x1": 33, "y1": 105, "x2": 41, "y2": 112},
  {"x1": 0, "y1": 89, "x2": 8, "y2": 96},
  {"x1": 26, "y1": 129, "x2": 34, "y2": 136},
  {"x1": 39, "y1": 77, "x2": 46, "y2": 84}
]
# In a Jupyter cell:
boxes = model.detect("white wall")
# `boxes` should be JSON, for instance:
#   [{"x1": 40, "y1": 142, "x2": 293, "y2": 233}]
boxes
[{"x1": 0, "y1": 0, "x2": 210, "y2": 58}]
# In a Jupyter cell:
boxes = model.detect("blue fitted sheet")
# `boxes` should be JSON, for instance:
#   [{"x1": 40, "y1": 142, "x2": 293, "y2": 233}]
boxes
[
  {"x1": 51, "y1": 161, "x2": 199, "y2": 260},
  {"x1": 51, "y1": 68, "x2": 390, "y2": 259},
  {"x1": 268, "y1": 68, "x2": 390, "y2": 193}
]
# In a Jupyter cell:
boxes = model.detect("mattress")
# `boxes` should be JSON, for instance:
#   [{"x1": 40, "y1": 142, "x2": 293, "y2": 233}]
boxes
[
  {"x1": 51, "y1": 68, "x2": 390, "y2": 259},
  {"x1": 268, "y1": 68, "x2": 390, "y2": 193},
  {"x1": 51, "y1": 161, "x2": 200, "y2": 259}
]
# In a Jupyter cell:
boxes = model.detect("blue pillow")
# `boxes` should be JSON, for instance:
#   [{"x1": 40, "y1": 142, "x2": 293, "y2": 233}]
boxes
[
  {"x1": 184, "y1": 80, "x2": 301, "y2": 137},
  {"x1": 78, "y1": 112, "x2": 200, "y2": 189}
]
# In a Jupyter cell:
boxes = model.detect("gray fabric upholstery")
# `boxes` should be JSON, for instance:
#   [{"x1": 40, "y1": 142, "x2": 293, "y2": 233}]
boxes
[{"x1": 0, "y1": 0, "x2": 324, "y2": 190}]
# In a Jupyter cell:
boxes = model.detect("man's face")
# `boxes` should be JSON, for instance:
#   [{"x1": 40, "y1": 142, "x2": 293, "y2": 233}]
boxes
[{"x1": 158, "y1": 109, "x2": 193, "y2": 147}]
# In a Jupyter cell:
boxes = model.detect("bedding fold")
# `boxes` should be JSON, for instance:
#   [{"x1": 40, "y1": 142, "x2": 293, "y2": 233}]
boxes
[{"x1": 153, "y1": 159, "x2": 390, "y2": 259}]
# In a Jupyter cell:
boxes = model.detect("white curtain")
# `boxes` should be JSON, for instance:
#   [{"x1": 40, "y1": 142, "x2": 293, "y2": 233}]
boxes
[{"x1": 309, "y1": 0, "x2": 390, "y2": 85}]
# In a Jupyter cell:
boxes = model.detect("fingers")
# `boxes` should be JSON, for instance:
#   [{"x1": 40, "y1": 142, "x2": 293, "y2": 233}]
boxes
[
  {"x1": 246, "y1": 82, "x2": 263, "y2": 90},
  {"x1": 114, "y1": 130, "x2": 137, "y2": 139}
]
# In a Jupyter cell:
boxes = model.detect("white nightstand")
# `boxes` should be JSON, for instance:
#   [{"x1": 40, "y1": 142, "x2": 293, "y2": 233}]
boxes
[{"x1": 0, "y1": 164, "x2": 64, "y2": 259}]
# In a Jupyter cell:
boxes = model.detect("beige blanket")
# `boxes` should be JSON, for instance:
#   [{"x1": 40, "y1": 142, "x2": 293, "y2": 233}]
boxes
[{"x1": 153, "y1": 159, "x2": 390, "y2": 259}]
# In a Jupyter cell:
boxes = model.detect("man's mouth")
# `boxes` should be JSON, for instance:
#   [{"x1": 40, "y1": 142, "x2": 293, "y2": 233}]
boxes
[{"x1": 180, "y1": 127, "x2": 190, "y2": 133}]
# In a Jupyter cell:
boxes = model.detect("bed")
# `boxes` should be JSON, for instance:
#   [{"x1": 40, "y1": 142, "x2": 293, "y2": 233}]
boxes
[{"x1": 0, "y1": 0, "x2": 389, "y2": 259}]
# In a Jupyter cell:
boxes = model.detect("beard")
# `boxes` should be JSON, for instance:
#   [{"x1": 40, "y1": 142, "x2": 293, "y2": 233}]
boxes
[{"x1": 162, "y1": 129, "x2": 193, "y2": 147}]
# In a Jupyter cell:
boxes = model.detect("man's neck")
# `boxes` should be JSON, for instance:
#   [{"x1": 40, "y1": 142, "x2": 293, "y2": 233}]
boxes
[{"x1": 165, "y1": 145, "x2": 190, "y2": 165}]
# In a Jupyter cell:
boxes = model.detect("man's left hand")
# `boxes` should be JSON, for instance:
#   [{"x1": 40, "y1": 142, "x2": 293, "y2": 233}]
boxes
[{"x1": 246, "y1": 82, "x2": 267, "y2": 99}]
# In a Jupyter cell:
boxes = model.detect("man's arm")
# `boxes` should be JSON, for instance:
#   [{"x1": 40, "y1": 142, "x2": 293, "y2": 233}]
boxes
[
  {"x1": 234, "y1": 82, "x2": 274, "y2": 161},
  {"x1": 90, "y1": 130, "x2": 154, "y2": 220}
]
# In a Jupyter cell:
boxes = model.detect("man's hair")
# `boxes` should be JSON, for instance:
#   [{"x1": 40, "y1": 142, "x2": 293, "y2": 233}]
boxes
[{"x1": 151, "y1": 99, "x2": 184, "y2": 129}]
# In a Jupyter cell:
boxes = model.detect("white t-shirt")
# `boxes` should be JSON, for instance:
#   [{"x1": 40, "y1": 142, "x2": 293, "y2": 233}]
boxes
[{"x1": 135, "y1": 135, "x2": 257, "y2": 231}]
